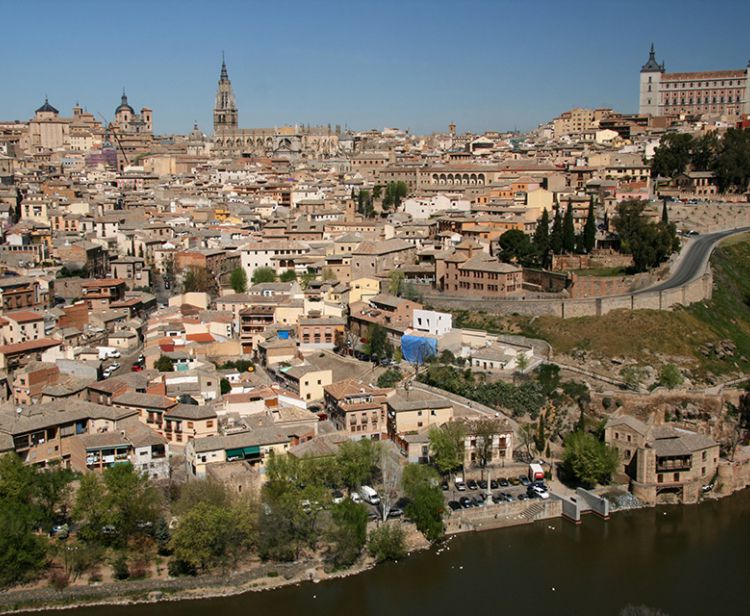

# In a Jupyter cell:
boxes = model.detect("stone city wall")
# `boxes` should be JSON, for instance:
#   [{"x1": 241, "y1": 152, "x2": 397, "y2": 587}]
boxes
[{"x1": 423, "y1": 270, "x2": 712, "y2": 320}]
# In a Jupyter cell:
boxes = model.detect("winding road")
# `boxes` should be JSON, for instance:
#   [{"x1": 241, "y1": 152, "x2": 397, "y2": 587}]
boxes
[{"x1": 640, "y1": 226, "x2": 750, "y2": 294}]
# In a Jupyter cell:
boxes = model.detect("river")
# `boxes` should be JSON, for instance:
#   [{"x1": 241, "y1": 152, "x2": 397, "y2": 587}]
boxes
[{"x1": 67, "y1": 490, "x2": 750, "y2": 616}]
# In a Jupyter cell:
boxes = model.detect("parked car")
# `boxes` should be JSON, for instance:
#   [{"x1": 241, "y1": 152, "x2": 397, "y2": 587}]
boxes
[
  {"x1": 477, "y1": 479, "x2": 488, "y2": 490},
  {"x1": 448, "y1": 501, "x2": 462, "y2": 511},
  {"x1": 454, "y1": 477, "x2": 466, "y2": 491},
  {"x1": 467, "y1": 479, "x2": 478, "y2": 490},
  {"x1": 508, "y1": 477, "x2": 520, "y2": 486},
  {"x1": 131, "y1": 365, "x2": 144, "y2": 372},
  {"x1": 358, "y1": 485, "x2": 380, "y2": 505},
  {"x1": 470, "y1": 496, "x2": 481, "y2": 507},
  {"x1": 442, "y1": 481, "x2": 449, "y2": 491},
  {"x1": 492, "y1": 494, "x2": 505, "y2": 504},
  {"x1": 350, "y1": 492, "x2": 362, "y2": 503},
  {"x1": 519, "y1": 476, "x2": 530, "y2": 486},
  {"x1": 459, "y1": 496, "x2": 472, "y2": 509},
  {"x1": 499, "y1": 478, "x2": 509, "y2": 487},
  {"x1": 102, "y1": 367, "x2": 114, "y2": 378},
  {"x1": 387, "y1": 507, "x2": 404, "y2": 518},
  {"x1": 529, "y1": 485, "x2": 550, "y2": 500},
  {"x1": 489, "y1": 479, "x2": 499, "y2": 490}
]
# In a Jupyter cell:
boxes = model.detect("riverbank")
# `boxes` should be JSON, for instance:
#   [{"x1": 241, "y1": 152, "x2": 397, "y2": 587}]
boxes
[
  {"x1": 0, "y1": 526, "x2": 430, "y2": 615},
  {"x1": 10, "y1": 488, "x2": 750, "y2": 616}
]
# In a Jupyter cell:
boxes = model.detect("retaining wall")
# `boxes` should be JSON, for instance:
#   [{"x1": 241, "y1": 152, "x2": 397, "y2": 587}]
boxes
[{"x1": 423, "y1": 270, "x2": 712, "y2": 320}]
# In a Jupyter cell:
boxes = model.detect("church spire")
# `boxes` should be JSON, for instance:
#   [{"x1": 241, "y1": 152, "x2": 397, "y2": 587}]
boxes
[
  {"x1": 214, "y1": 54, "x2": 238, "y2": 132},
  {"x1": 641, "y1": 43, "x2": 664, "y2": 73}
]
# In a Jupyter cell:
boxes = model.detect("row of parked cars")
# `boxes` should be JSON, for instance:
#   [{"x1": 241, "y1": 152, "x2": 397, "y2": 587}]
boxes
[
  {"x1": 449, "y1": 475, "x2": 539, "y2": 492},
  {"x1": 447, "y1": 481, "x2": 550, "y2": 511}
]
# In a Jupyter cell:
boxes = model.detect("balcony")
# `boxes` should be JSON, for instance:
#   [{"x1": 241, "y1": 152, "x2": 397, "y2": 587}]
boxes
[{"x1": 656, "y1": 456, "x2": 692, "y2": 472}]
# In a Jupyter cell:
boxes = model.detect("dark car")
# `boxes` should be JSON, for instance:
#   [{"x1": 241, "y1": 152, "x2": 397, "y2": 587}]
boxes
[
  {"x1": 492, "y1": 494, "x2": 505, "y2": 504},
  {"x1": 459, "y1": 496, "x2": 472, "y2": 509},
  {"x1": 490, "y1": 479, "x2": 499, "y2": 490},
  {"x1": 470, "y1": 496, "x2": 481, "y2": 507},
  {"x1": 442, "y1": 481, "x2": 449, "y2": 491},
  {"x1": 467, "y1": 479, "x2": 478, "y2": 490},
  {"x1": 499, "y1": 478, "x2": 509, "y2": 487},
  {"x1": 519, "y1": 476, "x2": 531, "y2": 487},
  {"x1": 476, "y1": 493, "x2": 486, "y2": 504},
  {"x1": 526, "y1": 487, "x2": 540, "y2": 499},
  {"x1": 448, "y1": 501, "x2": 462, "y2": 511},
  {"x1": 477, "y1": 479, "x2": 488, "y2": 490}
]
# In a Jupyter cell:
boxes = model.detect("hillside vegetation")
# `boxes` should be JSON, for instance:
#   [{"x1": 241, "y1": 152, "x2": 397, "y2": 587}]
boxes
[{"x1": 454, "y1": 234, "x2": 750, "y2": 379}]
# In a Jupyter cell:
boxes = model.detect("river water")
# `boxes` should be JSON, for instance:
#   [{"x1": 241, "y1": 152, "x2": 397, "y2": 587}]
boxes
[{"x1": 68, "y1": 490, "x2": 750, "y2": 616}]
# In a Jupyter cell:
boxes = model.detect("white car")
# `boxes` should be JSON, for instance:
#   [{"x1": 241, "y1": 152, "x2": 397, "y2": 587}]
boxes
[
  {"x1": 350, "y1": 492, "x2": 362, "y2": 503},
  {"x1": 454, "y1": 477, "x2": 466, "y2": 491},
  {"x1": 110, "y1": 362, "x2": 120, "y2": 371},
  {"x1": 531, "y1": 485, "x2": 550, "y2": 500},
  {"x1": 102, "y1": 367, "x2": 114, "y2": 378}
]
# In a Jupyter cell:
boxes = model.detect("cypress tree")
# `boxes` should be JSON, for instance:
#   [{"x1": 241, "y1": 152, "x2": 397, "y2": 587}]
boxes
[
  {"x1": 550, "y1": 207, "x2": 563, "y2": 255},
  {"x1": 583, "y1": 200, "x2": 596, "y2": 253},
  {"x1": 562, "y1": 203, "x2": 576, "y2": 253},
  {"x1": 661, "y1": 199, "x2": 669, "y2": 225},
  {"x1": 532, "y1": 208, "x2": 551, "y2": 267}
]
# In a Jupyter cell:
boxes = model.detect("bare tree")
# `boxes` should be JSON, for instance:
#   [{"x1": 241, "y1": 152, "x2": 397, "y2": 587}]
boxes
[{"x1": 377, "y1": 441, "x2": 404, "y2": 522}]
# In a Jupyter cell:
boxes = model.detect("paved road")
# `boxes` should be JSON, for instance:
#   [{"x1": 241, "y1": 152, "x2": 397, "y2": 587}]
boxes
[{"x1": 642, "y1": 226, "x2": 750, "y2": 294}]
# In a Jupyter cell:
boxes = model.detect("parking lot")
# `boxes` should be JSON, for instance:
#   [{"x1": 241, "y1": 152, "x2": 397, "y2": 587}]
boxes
[{"x1": 442, "y1": 472, "x2": 551, "y2": 512}]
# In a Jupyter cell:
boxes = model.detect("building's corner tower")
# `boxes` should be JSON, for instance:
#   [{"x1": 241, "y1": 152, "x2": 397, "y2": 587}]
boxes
[
  {"x1": 639, "y1": 43, "x2": 664, "y2": 117},
  {"x1": 213, "y1": 55, "x2": 238, "y2": 133}
]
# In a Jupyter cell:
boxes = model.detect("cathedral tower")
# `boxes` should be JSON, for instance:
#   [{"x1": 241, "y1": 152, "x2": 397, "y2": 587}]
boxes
[{"x1": 213, "y1": 54, "x2": 238, "y2": 132}]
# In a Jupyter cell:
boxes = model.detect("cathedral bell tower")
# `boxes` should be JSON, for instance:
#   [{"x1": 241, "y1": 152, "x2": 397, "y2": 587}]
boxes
[{"x1": 213, "y1": 54, "x2": 238, "y2": 132}]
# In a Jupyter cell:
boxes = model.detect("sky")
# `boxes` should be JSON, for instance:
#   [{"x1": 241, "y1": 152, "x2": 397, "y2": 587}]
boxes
[{"x1": 2, "y1": 0, "x2": 749, "y2": 135}]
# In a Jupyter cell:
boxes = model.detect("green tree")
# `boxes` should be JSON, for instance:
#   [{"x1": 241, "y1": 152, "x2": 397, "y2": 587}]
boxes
[
  {"x1": 377, "y1": 368, "x2": 403, "y2": 388},
  {"x1": 326, "y1": 500, "x2": 368, "y2": 568},
  {"x1": 536, "y1": 363, "x2": 561, "y2": 395},
  {"x1": 691, "y1": 131, "x2": 719, "y2": 171},
  {"x1": 651, "y1": 132, "x2": 694, "y2": 178},
  {"x1": 497, "y1": 229, "x2": 535, "y2": 266},
  {"x1": 532, "y1": 208, "x2": 551, "y2": 268},
  {"x1": 428, "y1": 422, "x2": 466, "y2": 475},
  {"x1": 562, "y1": 203, "x2": 576, "y2": 253},
  {"x1": 621, "y1": 365, "x2": 646, "y2": 391},
  {"x1": 34, "y1": 466, "x2": 75, "y2": 532},
  {"x1": 367, "y1": 323, "x2": 389, "y2": 360},
  {"x1": 583, "y1": 199, "x2": 596, "y2": 253},
  {"x1": 661, "y1": 199, "x2": 669, "y2": 225},
  {"x1": 279, "y1": 269, "x2": 297, "y2": 282},
  {"x1": 337, "y1": 440, "x2": 380, "y2": 489},
  {"x1": 155, "y1": 355, "x2": 175, "y2": 372},
  {"x1": 74, "y1": 464, "x2": 161, "y2": 547},
  {"x1": 401, "y1": 464, "x2": 444, "y2": 542},
  {"x1": 170, "y1": 501, "x2": 253, "y2": 571},
  {"x1": 712, "y1": 127, "x2": 750, "y2": 193},
  {"x1": 251, "y1": 267, "x2": 277, "y2": 284},
  {"x1": 220, "y1": 378, "x2": 231, "y2": 395},
  {"x1": 562, "y1": 431, "x2": 619, "y2": 488},
  {"x1": 550, "y1": 206, "x2": 563, "y2": 255},
  {"x1": 229, "y1": 267, "x2": 248, "y2": 293},
  {"x1": 368, "y1": 523, "x2": 406, "y2": 562},
  {"x1": 389, "y1": 270, "x2": 404, "y2": 296},
  {"x1": 659, "y1": 364, "x2": 684, "y2": 389},
  {"x1": 613, "y1": 201, "x2": 679, "y2": 272}
]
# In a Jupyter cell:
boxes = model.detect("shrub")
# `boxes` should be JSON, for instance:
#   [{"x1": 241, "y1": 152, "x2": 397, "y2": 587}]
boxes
[
  {"x1": 368, "y1": 524, "x2": 406, "y2": 563},
  {"x1": 167, "y1": 559, "x2": 196, "y2": 577},
  {"x1": 112, "y1": 555, "x2": 130, "y2": 580}
]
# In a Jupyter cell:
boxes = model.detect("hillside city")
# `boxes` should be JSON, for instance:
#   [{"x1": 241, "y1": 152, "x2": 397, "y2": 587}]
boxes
[{"x1": 1, "y1": 46, "x2": 750, "y2": 601}]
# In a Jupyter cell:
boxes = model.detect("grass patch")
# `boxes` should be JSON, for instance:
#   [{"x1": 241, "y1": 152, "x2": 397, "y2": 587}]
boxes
[{"x1": 453, "y1": 236, "x2": 750, "y2": 378}]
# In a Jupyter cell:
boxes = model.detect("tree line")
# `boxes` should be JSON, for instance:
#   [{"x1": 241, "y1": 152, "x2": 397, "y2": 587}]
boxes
[
  {"x1": 497, "y1": 200, "x2": 597, "y2": 269},
  {"x1": 650, "y1": 128, "x2": 750, "y2": 193}
]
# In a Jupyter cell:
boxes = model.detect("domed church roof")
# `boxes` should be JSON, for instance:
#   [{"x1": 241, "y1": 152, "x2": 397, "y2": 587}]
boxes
[
  {"x1": 116, "y1": 90, "x2": 134, "y2": 114},
  {"x1": 36, "y1": 97, "x2": 59, "y2": 114}
]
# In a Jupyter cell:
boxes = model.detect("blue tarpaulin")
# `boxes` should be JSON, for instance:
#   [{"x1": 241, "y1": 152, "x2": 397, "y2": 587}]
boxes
[{"x1": 401, "y1": 335, "x2": 437, "y2": 364}]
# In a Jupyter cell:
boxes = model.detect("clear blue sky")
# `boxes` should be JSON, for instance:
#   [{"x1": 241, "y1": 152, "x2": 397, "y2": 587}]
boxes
[{"x1": 3, "y1": 0, "x2": 749, "y2": 135}]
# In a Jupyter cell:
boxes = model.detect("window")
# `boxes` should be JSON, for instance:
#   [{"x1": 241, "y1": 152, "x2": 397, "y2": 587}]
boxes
[
  {"x1": 206, "y1": 420, "x2": 214, "y2": 428},
  {"x1": 702, "y1": 451, "x2": 707, "y2": 461},
  {"x1": 187, "y1": 422, "x2": 194, "y2": 429},
  {"x1": 673, "y1": 472, "x2": 680, "y2": 482},
  {"x1": 657, "y1": 474, "x2": 663, "y2": 484}
]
